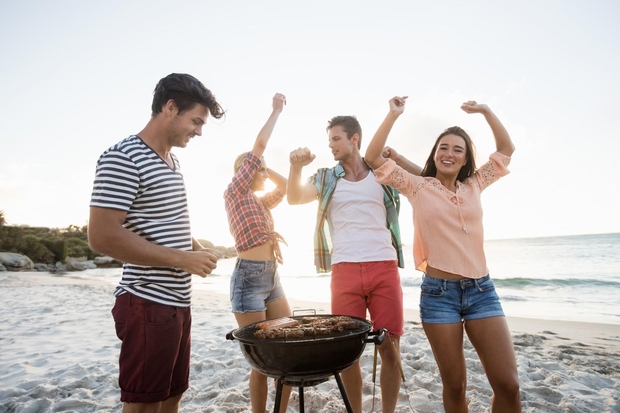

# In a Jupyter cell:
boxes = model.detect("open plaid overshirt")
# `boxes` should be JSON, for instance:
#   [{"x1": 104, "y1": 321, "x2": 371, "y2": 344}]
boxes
[{"x1": 308, "y1": 161, "x2": 404, "y2": 273}]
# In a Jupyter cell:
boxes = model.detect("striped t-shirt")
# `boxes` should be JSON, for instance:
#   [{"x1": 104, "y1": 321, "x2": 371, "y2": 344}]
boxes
[{"x1": 90, "y1": 135, "x2": 193, "y2": 307}]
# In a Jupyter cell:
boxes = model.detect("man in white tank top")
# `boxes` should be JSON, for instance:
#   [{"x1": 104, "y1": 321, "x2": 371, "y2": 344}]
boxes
[{"x1": 287, "y1": 115, "x2": 422, "y2": 413}]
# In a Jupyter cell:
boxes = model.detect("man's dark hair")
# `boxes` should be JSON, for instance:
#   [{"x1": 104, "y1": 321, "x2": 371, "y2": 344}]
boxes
[
  {"x1": 151, "y1": 73, "x2": 224, "y2": 119},
  {"x1": 327, "y1": 115, "x2": 362, "y2": 149}
]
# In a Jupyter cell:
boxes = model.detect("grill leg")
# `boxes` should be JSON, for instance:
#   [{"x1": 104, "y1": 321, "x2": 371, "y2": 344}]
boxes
[
  {"x1": 273, "y1": 378, "x2": 285, "y2": 413},
  {"x1": 334, "y1": 372, "x2": 354, "y2": 413},
  {"x1": 299, "y1": 385, "x2": 304, "y2": 412}
]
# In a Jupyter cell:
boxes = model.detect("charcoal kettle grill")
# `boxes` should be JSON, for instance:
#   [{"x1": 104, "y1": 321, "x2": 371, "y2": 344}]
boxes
[{"x1": 226, "y1": 314, "x2": 386, "y2": 413}]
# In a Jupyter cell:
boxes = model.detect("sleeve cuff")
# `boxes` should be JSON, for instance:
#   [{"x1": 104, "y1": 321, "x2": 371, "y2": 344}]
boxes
[{"x1": 374, "y1": 159, "x2": 397, "y2": 182}]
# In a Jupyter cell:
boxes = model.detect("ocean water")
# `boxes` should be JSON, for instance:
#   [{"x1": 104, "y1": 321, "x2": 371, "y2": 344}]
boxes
[{"x1": 80, "y1": 233, "x2": 620, "y2": 325}]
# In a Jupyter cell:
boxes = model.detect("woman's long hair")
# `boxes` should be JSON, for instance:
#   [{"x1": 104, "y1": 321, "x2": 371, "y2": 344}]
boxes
[{"x1": 421, "y1": 126, "x2": 477, "y2": 182}]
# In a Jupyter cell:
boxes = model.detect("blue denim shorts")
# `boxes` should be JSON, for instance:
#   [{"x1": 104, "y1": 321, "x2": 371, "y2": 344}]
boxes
[
  {"x1": 419, "y1": 274, "x2": 505, "y2": 324},
  {"x1": 230, "y1": 259, "x2": 286, "y2": 313}
]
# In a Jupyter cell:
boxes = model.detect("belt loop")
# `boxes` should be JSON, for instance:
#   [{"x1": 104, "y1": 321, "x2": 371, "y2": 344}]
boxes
[{"x1": 128, "y1": 293, "x2": 132, "y2": 306}]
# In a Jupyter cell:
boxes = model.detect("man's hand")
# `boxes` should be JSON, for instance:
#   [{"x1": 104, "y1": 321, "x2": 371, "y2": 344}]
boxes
[
  {"x1": 181, "y1": 250, "x2": 218, "y2": 278},
  {"x1": 382, "y1": 145, "x2": 401, "y2": 162},
  {"x1": 289, "y1": 147, "x2": 316, "y2": 167}
]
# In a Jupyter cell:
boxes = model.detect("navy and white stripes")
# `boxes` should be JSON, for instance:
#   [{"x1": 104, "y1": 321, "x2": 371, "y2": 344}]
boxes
[{"x1": 90, "y1": 135, "x2": 193, "y2": 307}]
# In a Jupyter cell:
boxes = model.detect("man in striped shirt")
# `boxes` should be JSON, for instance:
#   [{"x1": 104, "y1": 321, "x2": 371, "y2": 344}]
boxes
[{"x1": 88, "y1": 73, "x2": 224, "y2": 413}]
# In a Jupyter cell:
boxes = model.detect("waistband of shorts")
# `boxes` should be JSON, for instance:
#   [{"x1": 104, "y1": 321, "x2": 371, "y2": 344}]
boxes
[
  {"x1": 235, "y1": 258, "x2": 277, "y2": 268},
  {"x1": 422, "y1": 273, "x2": 490, "y2": 289},
  {"x1": 116, "y1": 292, "x2": 157, "y2": 306}
]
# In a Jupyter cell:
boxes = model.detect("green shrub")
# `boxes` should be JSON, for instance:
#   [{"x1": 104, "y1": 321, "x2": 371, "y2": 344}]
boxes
[
  {"x1": 41, "y1": 238, "x2": 67, "y2": 262},
  {"x1": 21, "y1": 235, "x2": 55, "y2": 264},
  {"x1": 66, "y1": 238, "x2": 95, "y2": 260},
  {"x1": 0, "y1": 226, "x2": 22, "y2": 251}
]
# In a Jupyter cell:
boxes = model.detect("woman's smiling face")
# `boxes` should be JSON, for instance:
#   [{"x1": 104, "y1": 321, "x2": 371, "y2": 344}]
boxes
[{"x1": 433, "y1": 134, "x2": 467, "y2": 175}]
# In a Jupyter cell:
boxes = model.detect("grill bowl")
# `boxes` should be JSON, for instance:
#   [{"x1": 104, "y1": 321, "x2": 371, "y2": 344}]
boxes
[{"x1": 226, "y1": 315, "x2": 384, "y2": 382}]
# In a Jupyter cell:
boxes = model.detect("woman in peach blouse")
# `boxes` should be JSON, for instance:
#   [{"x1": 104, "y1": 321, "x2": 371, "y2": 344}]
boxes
[{"x1": 365, "y1": 97, "x2": 521, "y2": 413}]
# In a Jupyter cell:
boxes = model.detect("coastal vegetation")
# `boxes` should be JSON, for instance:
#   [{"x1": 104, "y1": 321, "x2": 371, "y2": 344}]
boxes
[
  {"x1": 0, "y1": 211, "x2": 94, "y2": 264},
  {"x1": 0, "y1": 211, "x2": 235, "y2": 266}
]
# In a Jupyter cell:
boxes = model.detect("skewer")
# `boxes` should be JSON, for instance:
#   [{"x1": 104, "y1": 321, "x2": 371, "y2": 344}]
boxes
[
  {"x1": 391, "y1": 337, "x2": 405, "y2": 381},
  {"x1": 371, "y1": 345, "x2": 378, "y2": 411}
]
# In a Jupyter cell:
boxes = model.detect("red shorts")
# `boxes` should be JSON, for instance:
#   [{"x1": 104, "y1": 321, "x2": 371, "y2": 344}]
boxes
[
  {"x1": 111, "y1": 293, "x2": 191, "y2": 403},
  {"x1": 331, "y1": 261, "x2": 404, "y2": 336}
]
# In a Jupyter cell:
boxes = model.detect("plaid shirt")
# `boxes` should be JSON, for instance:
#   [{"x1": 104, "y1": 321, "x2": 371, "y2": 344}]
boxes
[
  {"x1": 224, "y1": 153, "x2": 286, "y2": 263},
  {"x1": 308, "y1": 161, "x2": 404, "y2": 273}
]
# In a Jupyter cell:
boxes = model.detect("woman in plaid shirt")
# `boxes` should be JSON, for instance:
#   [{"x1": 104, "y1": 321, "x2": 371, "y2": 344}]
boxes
[{"x1": 224, "y1": 93, "x2": 292, "y2": 413}]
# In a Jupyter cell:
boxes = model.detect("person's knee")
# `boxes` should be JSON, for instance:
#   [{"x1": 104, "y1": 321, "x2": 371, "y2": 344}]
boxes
[
  {"x1": 250, "y1": 369, "x2": 268, "y2": 384},
  {"x1": 442, "y1": 376, "x2": 467, "y2": 399},
  {"x1": 160, "y1": 394, "x2": 182, "y2": 413},
  {"x1": 341, "y1": 362, "x2": 362, "y2": 379},
  {"x1": 493, "y1": 375, "x2": 520, "y2": 399},
  {"x1": 377, "y1": 339, "x2": 400, "y2": 366}
]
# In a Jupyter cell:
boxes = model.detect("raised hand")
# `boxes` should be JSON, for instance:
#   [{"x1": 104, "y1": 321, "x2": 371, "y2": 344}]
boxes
[
  {"x1": 251, "y1": 93, "x2": 286, "y2": 157},
  {"x1": 289, "y1": 147, "x2": 316, "y2": 167},
  {"x1": 272, "y1": 93, "x2": 286, "y2": 113},
  {"x1": 460, "y1": 100, "x2": 489, "y2": 115},
  {"x1": 462, "y1": 101, "x2": 514, "y2": 156},
  {"x1": 382, "y1": 145, "x2": 401, "y2": 162},
  {"x1": 389, "y1": 96, "x2": 408, "y2": 116}
]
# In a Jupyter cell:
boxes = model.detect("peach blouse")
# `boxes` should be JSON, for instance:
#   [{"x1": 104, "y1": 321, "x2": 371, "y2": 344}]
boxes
[{"x1": 374, "y1": 152, "x2": 511, "y2": 279}]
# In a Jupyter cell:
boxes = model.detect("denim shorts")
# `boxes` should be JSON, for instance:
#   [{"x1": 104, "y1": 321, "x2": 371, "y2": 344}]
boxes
[
  {"x1": 419, "y1": 274, "x2": 505, "y2": 324},
  {"x1": 230, "y1": 259, "x2": 286, "y2": 313}
]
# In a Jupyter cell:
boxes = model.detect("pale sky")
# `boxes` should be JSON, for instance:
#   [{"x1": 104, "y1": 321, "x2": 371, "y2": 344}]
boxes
[{"x1": 1, "y1": 0, "x2": 619, "y2": 250}]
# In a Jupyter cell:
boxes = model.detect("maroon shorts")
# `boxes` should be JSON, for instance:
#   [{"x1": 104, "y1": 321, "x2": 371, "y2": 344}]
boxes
[
  {"x1": 111, "y1": 293, "x2": 191, "y2": 403},
  {"x1": 331, "y1": 261, "x2": 404, "y2": 336}
]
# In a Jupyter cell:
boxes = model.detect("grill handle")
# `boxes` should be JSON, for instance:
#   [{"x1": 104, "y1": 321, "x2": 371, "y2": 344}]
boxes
[
  {"x1": 226, "y1": 331, "x2": 235, "y2": 341},
  {"x1": 293, "y1": 309, "x2": 317, "y2": 316},
  {"x1": 364, "y1": 328, "x2": 387, "y2": 345}
]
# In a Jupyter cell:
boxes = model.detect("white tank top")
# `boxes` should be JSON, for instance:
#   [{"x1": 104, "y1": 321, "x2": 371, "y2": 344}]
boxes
[{"x1": 327, "y1": 172, "x2": 396, "y2": 264}]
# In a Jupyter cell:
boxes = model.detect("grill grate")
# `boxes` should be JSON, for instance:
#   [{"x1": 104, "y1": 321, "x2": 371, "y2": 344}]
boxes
[{"x1": 232, "y1": 314, "x2": 372, "y2": 344}]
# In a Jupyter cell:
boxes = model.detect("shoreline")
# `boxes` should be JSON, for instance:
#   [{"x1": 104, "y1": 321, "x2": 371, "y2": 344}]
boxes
[
  {"x1": 286, "y1": 295, "x2": 620, "y2": 351},
  {"x1": 1, "y1": 271, "x2": 619, "y2": 412}
]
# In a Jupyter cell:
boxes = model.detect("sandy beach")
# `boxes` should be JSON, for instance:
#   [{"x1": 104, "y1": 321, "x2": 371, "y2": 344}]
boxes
[{"x1": 1, "y1": 272, "x2": 619, "y2": 413}]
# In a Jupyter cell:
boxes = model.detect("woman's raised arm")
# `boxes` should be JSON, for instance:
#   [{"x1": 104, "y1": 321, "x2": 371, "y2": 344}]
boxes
[
  {"x1": 461, "y1": 101, "x2": 515, "y2": 157},
  {"x1": 365, "y1": 96, "x2": 408, "y2": 169},
  {"x1": 251, "y1": 93, "x2": 286, "y2": 158}
]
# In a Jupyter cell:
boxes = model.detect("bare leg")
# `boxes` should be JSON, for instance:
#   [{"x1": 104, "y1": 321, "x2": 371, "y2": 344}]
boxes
[
  {"x1": 340, "y1": 360, "x2": 363, "y2": 413},
  {"x1": 235, "y1": 310, "x2": 270, "y2": 413},
  {"x1": 235, "y1": 298, "x2": 293, "y2": 413},
  {"x1": 159, "y1": 394, "x2": 182, "y2": 413},
  {"x1": 422, "y1": 322, "x2": 468, "y2": 413},
  {"x1": 377, "y1": 336, "x2": 402, "y2": 413},
  {"x1": 265, "y1": 298, "x2": 293, "y2": 413},
  {"x1": 122, "y1": 393, "x2": 182, "y2": 413},
  {"x1": 464, "y1": 317, "x2": 521, "y2": 413},
  {"x1": 122, "y1": 402, "x2": 161, "y2": 413}
]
